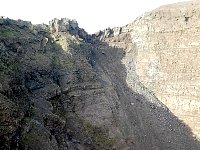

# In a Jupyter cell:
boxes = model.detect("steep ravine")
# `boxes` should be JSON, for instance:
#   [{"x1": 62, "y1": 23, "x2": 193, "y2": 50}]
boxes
[{"x1": 1, "y1": 2, "x2": 200, "y2": 150}]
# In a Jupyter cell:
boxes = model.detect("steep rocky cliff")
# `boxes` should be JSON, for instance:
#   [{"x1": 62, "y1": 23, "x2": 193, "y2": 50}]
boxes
[
  {"x1": 116, "y1": 0, "x2": 200, "y2": 140},
  {"x1": 1, "y1": 1, "x2": 200, "y2": 150}
]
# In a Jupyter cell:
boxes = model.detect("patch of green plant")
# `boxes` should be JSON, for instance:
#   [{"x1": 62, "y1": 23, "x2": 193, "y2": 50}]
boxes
[
  {"x1": 29, "y1": 53, "x2": 53, "y2": 69},
  {"x1": 20, "y1": 103, "x2": 35, "y2": 128},
  {"x1": 51, "y1": 55, "x2": 61, "y2": 68},
  {"x1": 60, "y1": 58, "x2": 74, "y2": 70},
  {"x1": 71, "y1": 41, "x2": 92, "y2": 61},
  {"x1": 0, "y1": 58, "x2": 19, "y2": 73},
  {"x1": 70, "y1": 41, "x2": 78, "y2": 48},
  {"x1": 48, "y1": 96, "x2": 67, "y2": 119},
  {"x1": 0, "y1": 26, "x2": 18, "y2": 37},
  {"x1": 51, "y1": 54, "x2": 74, "y2": 70},
  {"x1": 21, "y1": 127, "x2": 51, "y2": 150},
  {"x1": 81, "y1": 119, "x2": 116, "y2": 149}
]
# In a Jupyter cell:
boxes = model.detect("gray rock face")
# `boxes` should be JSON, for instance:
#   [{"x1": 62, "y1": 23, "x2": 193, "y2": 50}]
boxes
[
  {"x1": 93, "y1": 33, "x2": 200, "y2": 149},
  {"x1": 49, "y1": 18, "x2": 78, "y2": 33},
  {"x1": 1, "y1": 2, "x2": 200, "y2": 149},
  {"x1": 95, "y1": 27, "x2": 122, "y2": 40},
  {"x1": 120, "y1": 0, "x2": 200, "y2": 140}
]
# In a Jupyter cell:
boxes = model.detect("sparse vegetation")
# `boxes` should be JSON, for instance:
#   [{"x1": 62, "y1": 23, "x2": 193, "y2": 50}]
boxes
[
  {"x1": 0, "y1": 26, "x2": 18, "y2": 37},
  {"x1": 20, "y1": 127, "x2": 52, "y2": 150},
  {"x1": 81, "y1": 119, "x2": 116, "y2": 150},
  {"x1": 0, "y1": 58, "x2": 19, "y2": 73},
  {"x1": 48, "y1": 96, "x2": 67, "y2": 119},
  {"x1": 57, "y1": 39, "x2": 68, "y2": 48},
  {"x1": 51, "y1": 53, "x2": 75, "y2": 70}
]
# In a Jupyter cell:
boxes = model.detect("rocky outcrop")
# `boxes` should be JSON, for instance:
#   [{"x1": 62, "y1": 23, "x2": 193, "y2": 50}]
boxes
[
  {"x1": 121, "y1": 1, "x2": 200, "y2": 140},
  {"x1": 1, "y1": 2, "x2": 200, "y2": 149},
  {"x1": 95, "y1": 27, "x2": 122, "y2": 40},
  {"x1": 49, "y1": 18, "x2": 78, "y2": 33},
  {"x1": 96, "y1": 0, "x2": 200, "y2": 147}
]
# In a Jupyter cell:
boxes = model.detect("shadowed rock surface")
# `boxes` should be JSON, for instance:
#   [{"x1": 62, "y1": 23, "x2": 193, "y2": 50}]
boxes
[{"x1": 0, "y1": 1, "x2": 200, "y2": 150}]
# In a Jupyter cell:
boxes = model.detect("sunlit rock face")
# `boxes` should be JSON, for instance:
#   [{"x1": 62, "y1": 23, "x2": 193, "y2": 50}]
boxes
[{"x1": 122, "y1": 1, "x2": 200, "y2": 138}]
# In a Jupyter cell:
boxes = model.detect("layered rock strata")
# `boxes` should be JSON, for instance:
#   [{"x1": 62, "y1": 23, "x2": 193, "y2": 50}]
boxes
[{"x1": 1, "y1": 2, "x2": 200, "y2": 149}]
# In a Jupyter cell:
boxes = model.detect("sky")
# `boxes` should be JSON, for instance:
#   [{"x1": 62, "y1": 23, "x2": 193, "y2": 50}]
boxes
[{"x1": 1, "y1": 0, "x2": 186, "y2": 33}]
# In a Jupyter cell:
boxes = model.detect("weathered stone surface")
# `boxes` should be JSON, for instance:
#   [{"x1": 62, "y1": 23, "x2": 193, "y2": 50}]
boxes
[
  {"x1": 1, "y1": 2, "x2": 200, "y2": 149},
  {"x1": 127, "y1": 1, "x2": 200, "y2": 139},
  {"x1": 49, "y1": 18, "x2": 78, "y2": 33},
  {"x1": 100, "y1": 0, "x2": 200, "y2": 143}
]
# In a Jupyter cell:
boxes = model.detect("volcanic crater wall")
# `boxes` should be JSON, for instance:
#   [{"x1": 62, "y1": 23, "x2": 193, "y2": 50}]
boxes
[
  {"x1": 120, "y1": 1, "x2": 200, "y2": 139},
  {"x1": 1, "y1": 1, "x2": 200, "y2": 150}
]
